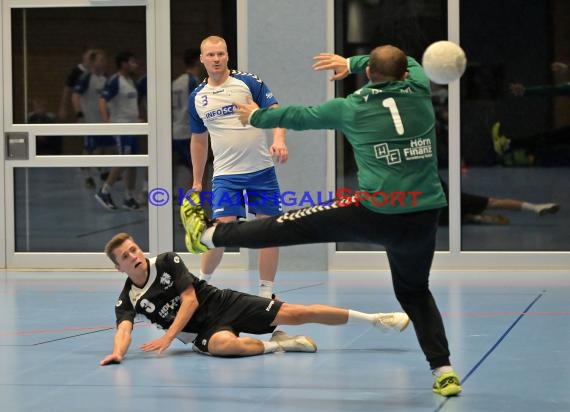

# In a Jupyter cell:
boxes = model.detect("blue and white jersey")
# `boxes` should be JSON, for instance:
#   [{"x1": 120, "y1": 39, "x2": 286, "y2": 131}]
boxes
[
  {"x1": 100, "y1": 73, "x2": 139, "y2": 123},
  {"x1": 172, "y1": 73, "x2": 200, "y2": 141},
  {"x1": 74, "y1": 72, "x2": 107, "y2": 123},
  {"x1": 189, "y1": 70, "x2": 278, "y2": 176}
]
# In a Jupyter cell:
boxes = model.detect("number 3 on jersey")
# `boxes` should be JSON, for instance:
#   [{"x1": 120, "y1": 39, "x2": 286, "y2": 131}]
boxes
[{"x1": 382, "y1": 98, "x2": 404, "y2": 135}]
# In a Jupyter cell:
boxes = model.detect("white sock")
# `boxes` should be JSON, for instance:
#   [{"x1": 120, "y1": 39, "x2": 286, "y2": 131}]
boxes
[
  {"x1": 432, "y1": 365, "x2": 454, "y2": 377},
  {"x1": 262, "y1": 341, "x2": 280, "y2": 353},
  {"x1": 198, "y1": 271, "x2": 212, "y2": 283},
  {"x1": 348, "y1": 309, "x2": 378, "y2": 324},
  {"x1": 201, "y1": 226, "x2": 215, "y2": 248},
  {"x1": 259, "y1": 280, "x2": 274, "y2": 298},
  {"x1": 101, "y1": 183, "x2": 111, "y2": 194},
  {"x1": 521, "y1": 202, "x2": 538, "y2": 213}
]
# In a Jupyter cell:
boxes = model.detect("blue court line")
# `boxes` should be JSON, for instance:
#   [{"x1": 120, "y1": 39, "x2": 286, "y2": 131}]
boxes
[{"x1": 434, "y1": 291, "x2": 544, "y2": 412}]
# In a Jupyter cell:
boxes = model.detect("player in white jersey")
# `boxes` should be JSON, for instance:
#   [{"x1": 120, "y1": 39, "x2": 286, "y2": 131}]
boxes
[
  {"x1": 172, "y1": 49, "x2": 202, "y2": 190},
  {"x1": 72, "y1": 49, "x2": 116, "y2": 188},
  {"x1": 95, "y1": 51, "x2": 141, "y2": 211},
  {"x1": 189, "y1": 36, "x2": 288, "y2": 298}
]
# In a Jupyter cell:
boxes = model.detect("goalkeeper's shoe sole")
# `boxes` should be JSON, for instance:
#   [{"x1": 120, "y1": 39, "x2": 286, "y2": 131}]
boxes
[{"x1": 180, "y1": 190, "x2": 209, "y2": 254}]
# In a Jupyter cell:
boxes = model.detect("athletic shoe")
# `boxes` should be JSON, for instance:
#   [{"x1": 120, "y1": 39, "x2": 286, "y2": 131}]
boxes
[
  {"x1": 180, "y1": 190, "x2": 209, "y2": 253},
  {"x1": 276, "y1": 335, "x2": 317, "y2": 353},
  {"x1": 433, "y1": 372, "x2": 462, "y2": 397},
  {"x1": 491, "y1": 122, "x2": 511, "y2": 155},
  {"x1": 373, "y1": 312, "x2": 410, "y2": 332},
  {"x1": 270, "y1": 330, "x2": 293, "y2": 342},
  {"x1": 122, "y1": 198, "x2": 141, "y2": 211},
  {"x1": 536, "y1": 203, "x2": 560, "y2": 216},
  {"x1": 95, "y1": 190, "x2": 117, "y2": 210}
]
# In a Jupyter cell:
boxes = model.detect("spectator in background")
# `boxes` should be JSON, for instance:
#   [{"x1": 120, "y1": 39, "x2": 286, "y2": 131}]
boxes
[
  {"x1": 72, "y1": 49, "x2": 116, "y2": 189},
  {"x1": 95, "y1": 51, "x2": 142, "y2": 211},
  {"x1": 58, "y1": 47, "x2": 93, "y2": 122},
  {"x1": 172, "y1": 48, "x2": 202, "y2": 191}
]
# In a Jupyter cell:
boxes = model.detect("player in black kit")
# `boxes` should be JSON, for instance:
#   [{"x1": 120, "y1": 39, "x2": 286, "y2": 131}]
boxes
[{"x1": 99, "y1": 233, "x2": 410, "y2": 365}]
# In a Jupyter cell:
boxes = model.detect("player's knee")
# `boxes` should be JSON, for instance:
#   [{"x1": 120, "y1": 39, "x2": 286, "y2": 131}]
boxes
[{"x1": 207, "y1": 331, "x2": 238, "y2": 356}]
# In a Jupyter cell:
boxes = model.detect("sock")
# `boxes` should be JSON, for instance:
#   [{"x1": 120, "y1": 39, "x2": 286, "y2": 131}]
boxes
[
  {"x1": 125, "y1": 190, "x2": 134, "y2": 199},
  {"x1": 198, "y1": 271, "x2": 212, "y2": 283},
  {"x1": 348, "y1": 309, "x2": 378, "y2": 324},
  {"x1": 101, "y1": 183, "x2": 111, "y2": 194},
  {"x1": 432, "y1": 365, "x2": 454, "y2": 377},
  {"x1": 259, "y1": 280, "x2": 274, "y2": 298},
  {"x1": 262, "y1": 341, "x2": 280, "y2": 353},
  {"x1": 201, "y1": 226, "x2": 215, "y2": 248}
]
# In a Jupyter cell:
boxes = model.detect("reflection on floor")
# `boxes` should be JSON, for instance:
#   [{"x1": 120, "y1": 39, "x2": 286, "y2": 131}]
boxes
[
  {"x1": 338, "y1": 167, "x2": 569, "y2": 251},
  {"x1": 1, "y1": 269, "x2": 568, "y2": 412}
]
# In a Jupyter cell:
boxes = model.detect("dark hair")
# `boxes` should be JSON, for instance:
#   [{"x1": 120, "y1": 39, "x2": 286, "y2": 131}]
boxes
[
  {"x1": 115, "y1": 51, "x2": 135, "y2": 70},
  {"x1": 183, "y1": 48, "x2": 201, "y2": 67},
  {"x1": 104, "y1": 232, "x2": 133, "y2": 264}
]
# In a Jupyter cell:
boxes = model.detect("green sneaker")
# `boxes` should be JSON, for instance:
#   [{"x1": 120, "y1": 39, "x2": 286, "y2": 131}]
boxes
[
  {"x1": 491, "y1": 122, "x2": 511, "y2": 155},
  {"x1": 433, "y1": 372, "x2": 462, "y2": 397},
  {"x1": 180, "y1": 190, "x2": 209, "y2": 254}
]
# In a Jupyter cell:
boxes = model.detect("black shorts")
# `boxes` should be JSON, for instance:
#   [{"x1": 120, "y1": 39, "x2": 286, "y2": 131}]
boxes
[{"x1": 193, "y1": 291, "x2": 283, "y2": 353}]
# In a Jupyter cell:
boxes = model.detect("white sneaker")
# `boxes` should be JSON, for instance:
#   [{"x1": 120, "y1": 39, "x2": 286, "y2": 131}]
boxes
[
  {"x1": 270, "y1": 330, "x2": 292, "y2": 342},
  {"x1": 276, "y1": 335, "x2": 317, "y2": 353},
  {"x1": 536, "y1": 203, "x2": 560, "y2": 216},
  {"x1": 373, "y1": 312, "x2": 410, "y2": 332}
]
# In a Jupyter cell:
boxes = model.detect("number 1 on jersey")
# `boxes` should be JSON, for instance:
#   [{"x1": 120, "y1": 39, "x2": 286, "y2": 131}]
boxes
[{"x1": 382, "y1": 98, "x2": 404, "y2": 135}]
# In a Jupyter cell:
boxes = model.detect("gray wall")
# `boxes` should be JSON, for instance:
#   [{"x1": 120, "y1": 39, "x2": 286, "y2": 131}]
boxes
[{"x1": 246, "y1": 0, "x2": 330, "y2": 270}]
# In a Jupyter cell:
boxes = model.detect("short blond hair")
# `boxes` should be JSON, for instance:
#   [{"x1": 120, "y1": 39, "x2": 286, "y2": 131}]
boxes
[
  {"x1": 104, "y1": 232, "x2": 133, "y2": 264},
  {"x1": 200, "y1": 35, "x2": 227, "y2": 52}
]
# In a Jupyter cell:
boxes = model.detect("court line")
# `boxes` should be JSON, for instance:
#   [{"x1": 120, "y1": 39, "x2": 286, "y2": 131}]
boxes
[
  {"x1": 434, "y1": 292, "x2": 544, "y2": 412},
  {"x1": 0, "y1": 322, "x2": 147, "y2": 346},
  {"x1": 278, "y1": 281, "x2": 327, "y2": 294}
]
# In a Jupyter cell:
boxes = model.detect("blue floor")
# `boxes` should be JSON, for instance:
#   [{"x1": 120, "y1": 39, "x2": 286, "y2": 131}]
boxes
[{"x1": 1, "y1": 269, "x2": 568, "y2": 411}]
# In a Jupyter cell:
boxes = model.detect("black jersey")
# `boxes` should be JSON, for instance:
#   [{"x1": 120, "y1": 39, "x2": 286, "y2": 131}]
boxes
[{"x1": 115, "y1": 252, "x2": 223, "y2": 339}]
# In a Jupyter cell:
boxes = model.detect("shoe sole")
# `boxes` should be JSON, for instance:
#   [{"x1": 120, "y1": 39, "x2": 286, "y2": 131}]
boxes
[
  {"x1": 180, "y1": 196, "x2": 208, "y2": 253},
  {"x1": 94, "y1": 194, "x2": 116, "y2": 211},
  {"x1": 279, "y1": 336, "x2": 318, "y2": 352},
  {"x1": 539, "y1": 205, "x2": 560, "y2": 216},
  {"x1": 433, "y1": 385, "x2": 462, "y2": 397},
  {"x1": 296, "y1": 336, "x2": 318, "y2": 352}
]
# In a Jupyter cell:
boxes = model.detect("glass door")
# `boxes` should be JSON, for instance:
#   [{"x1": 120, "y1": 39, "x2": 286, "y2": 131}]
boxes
[{"x1": 2, "y1": 0, "x2": 154, "y2": 268}]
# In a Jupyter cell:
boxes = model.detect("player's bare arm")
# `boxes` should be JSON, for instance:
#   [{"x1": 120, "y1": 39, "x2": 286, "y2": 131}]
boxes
[
  {"x1": 98, "y1": 97, "x2": 110, "y2": 123},
  {"x1": 313, "y1": 53, "x2": 349, "y2": 81},
  {"x1": 100, "y1": 320, "x2": 133, "y2": 365},
  {"x1": 139, "y1": 286, "x2": 199, "y2": 355},
  {"x1": 269, "y1": 104, "x2": 288, "y2": 164},
  {"x1": 190, "y1": 131, "x2": 209, "y2": 191}
]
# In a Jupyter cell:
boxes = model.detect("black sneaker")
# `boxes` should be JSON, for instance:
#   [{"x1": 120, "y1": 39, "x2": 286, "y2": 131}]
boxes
[
  {"x1": 122, "y1": 198, "x2": 141, "y2": 211},
  {"x1": 95, "y1": 190, "x2": 117, "y2": 210}
]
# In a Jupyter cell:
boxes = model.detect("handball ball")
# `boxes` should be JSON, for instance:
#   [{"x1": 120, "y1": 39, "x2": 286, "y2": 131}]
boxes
[{"x1": 422, "y1": 41, "x2": 467, "y2": 85}]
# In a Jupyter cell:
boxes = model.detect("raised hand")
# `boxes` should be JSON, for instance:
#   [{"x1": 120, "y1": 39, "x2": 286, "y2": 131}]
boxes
[{"x1": 313, "y1": 53, "x2": 349, "y2": 81}]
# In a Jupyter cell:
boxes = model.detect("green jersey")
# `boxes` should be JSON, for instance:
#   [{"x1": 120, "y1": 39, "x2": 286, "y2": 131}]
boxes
[{"x1": 250, "y1": 56, "x2": 447, "y2": 214}]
